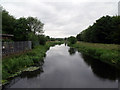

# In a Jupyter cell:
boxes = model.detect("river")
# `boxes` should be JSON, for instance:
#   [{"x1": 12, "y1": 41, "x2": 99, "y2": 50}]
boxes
[{"x1": 4, "y1": 44, "x2": 120, "y2": 88}]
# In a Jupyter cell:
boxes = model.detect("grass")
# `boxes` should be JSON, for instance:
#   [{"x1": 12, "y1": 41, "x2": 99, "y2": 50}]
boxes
[
  {"x1": 76, "y1": 42, "x2": 120, "y2": 51},
  {"x1": 2, "y1": 41, "x2": 64, "y2": 84},
  {"x1": 69, "y1": 41, "x2": 120, "y2": 69}
]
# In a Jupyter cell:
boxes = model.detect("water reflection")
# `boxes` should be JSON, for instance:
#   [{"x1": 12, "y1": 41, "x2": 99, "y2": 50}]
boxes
[
  {"x1": 82, "y1": 54, "x2": 120, "y2": 80},
  {"x1": 3, "y1": 44, "x2": 120, "y2": 88},
  {"x1": 68, "y1": 47, "x2": 76, "y2": 55},
  {"x1": 2, "y1": 68, "x2": 43, "y2": 90},
  {"x1": 65, "y1": 43, "x2": 67, "y2": 46}
]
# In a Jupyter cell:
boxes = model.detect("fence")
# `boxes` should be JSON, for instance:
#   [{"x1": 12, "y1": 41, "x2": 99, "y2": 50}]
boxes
[{"x1": 2, "y1": 41, "x2": 32, "y2": 56}]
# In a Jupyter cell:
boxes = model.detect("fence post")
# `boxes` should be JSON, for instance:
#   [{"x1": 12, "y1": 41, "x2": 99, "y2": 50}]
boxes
[{"x1": 28, "y1": 41, "x2": 32, "y2": 50}]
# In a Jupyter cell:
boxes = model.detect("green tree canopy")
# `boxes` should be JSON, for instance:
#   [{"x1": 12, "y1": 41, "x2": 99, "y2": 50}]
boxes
[
  {"x1": 2, "y1": 9, "x2": 15, "y2": 34},
  {"x1": 27, "y1": 17, "x2": 44, "y2": 34},
  {"x1": 68, "y1": 36, "x2": 77, "y2": 44},
  {"x1": 77, "y1": 15, "x2": 120, "y2": 44},
  {"x1": 13, "y1": 17, "x2": 29, "y2": 41}
]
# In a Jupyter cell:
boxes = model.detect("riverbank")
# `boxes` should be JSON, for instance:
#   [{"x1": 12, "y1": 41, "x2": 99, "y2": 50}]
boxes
[
  {"x1": 2, "y1": 41, "x2": 63, "y2": 85},
  {"x1": 69, "y1": 42, "x2": 120, "y2": 69}
]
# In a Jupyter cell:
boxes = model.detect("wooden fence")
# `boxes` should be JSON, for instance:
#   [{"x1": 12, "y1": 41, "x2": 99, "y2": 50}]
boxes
[{"x1": 2, "y1": 41, "x2": 32, "y2": 56}]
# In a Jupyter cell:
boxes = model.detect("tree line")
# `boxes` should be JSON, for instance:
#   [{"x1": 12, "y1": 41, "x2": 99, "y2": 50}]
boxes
[
  {"x1": 2, "y1": 9, "x2": 64, "y2": 47},
  {"x1": 76, "y1": 15, "x2": 120, "y2": 44}
]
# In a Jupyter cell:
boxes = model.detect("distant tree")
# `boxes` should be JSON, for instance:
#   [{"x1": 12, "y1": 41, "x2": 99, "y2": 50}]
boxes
[
  {"x1": 68, "y1": 36, "x2": 77, "y2": 44},
  {"x1": 50, "y1": 38, "x2": 56, "y2": 41},
  {"x1": 46, "y1": 36, "x2": 50, "y2": 41},
  {"x1": 27, "y1": 17, "x2": 44, "y2": 34},
  {"x1": 64, "y1": 38, "x2": 67, "y2": 41}
]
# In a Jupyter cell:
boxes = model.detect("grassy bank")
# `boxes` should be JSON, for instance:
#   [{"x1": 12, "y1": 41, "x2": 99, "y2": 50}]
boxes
[
  {"x1": 2, "y1": 41, "x2": 63, "y2": 84},
  {"x1": 69, "y1": 42, "x2": 120, "y2": 69}
]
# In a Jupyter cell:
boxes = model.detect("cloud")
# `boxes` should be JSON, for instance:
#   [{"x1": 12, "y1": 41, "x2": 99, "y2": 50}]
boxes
[{"x1": 1, "y1": 0, "x2": 119, "y2": 38}]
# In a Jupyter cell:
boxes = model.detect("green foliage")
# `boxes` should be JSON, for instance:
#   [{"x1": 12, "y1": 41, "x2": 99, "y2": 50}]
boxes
[
  {"x1": 27, "y1": 17, "x2": 44, "y2": 34},
  {"x1": 77, "y1": 15, "x2": 120, "y2": 44},
  {"x1": 68, "y1": 36, "x2": 77, "y2": 44},
  {"x1": 76, "y1": 33, "x2": 82, "y2": 41},
  {"x1": 2, "y1": 41, "x2": 64, "y2": 81},
  {"x1": 46, "y1": 36, "x2": 50, "y2": 41},
  {"x1": 50, "y1": 38, "x2": 56, "y2": 41},
  {"x1": 2, "y1": 9, "x2": 15, "y2": 34},
  {"x1": 13, "y1": 17, "x2": 29, "y2": 41},
  {"x1": 27, "y1": 32, "x2": 39, "y2": 48},
  {"x1": 70, "y1": 42, "x2": 120, "y2": 69},
  {"x1": 2, "y1": 9, "x2": 45, "y2": 46},
  {"x1": 2, "y1": 9, "x2": 64, "y2": 47},
  {"x1": 38, "y1": 35, "x2": 46, "y2": 45},
  {"x1": 2, "y1": 45, "x2": 46, "y2": 80},
  {"x1": 48, "y1": 37, "x2": 64, "y2": 41}
]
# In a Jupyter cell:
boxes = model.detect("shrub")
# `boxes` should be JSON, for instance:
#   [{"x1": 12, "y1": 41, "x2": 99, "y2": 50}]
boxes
[
  {"x1": 38, "y1": 35, "x2": 46, "y2": 45},
  {"x1": 27, "y1": 32, "x2": 39, "y2": 48}
]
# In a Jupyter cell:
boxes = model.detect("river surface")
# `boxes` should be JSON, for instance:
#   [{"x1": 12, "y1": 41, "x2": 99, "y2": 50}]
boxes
[{"x1": 4, "y1": 44, "x2": 120, "y2": 88}]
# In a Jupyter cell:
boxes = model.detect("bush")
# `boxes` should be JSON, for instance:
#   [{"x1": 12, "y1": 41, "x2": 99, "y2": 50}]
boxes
[
  {"x1": 27, "y1": 32, "x2": 39, "y2": 48},
  {"x1": 38, "y1": 35, "x2": 46, "y2": 45}
]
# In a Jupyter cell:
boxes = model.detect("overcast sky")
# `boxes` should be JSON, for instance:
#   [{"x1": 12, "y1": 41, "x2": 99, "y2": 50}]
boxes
[{"x1": 1, "y1": 0, "x2": 119, "y2": 38}]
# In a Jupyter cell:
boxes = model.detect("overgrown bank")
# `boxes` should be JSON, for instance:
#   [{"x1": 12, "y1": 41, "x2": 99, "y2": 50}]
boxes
[
  {"x1": 2, "y1": 41, "x2": 63, "y2": 84},
  {"x1": 69, "y1": 42, "x2": 120, "y2": 69}
]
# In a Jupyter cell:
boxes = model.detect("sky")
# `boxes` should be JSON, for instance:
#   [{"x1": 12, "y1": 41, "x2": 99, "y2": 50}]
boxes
[{"x1": 1, "y1": 0, "x2": 119, "y2": 38}]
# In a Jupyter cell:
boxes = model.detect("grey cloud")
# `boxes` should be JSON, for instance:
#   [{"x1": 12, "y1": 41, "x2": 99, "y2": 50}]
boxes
[{"x1": 1, "y1": 0, "x2": 118, "y2": 38}]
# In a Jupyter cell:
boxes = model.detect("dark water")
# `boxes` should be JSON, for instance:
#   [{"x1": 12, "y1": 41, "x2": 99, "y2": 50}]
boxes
[{"x1": 4, "y1": 44, "x2": 120, "y2": 88}]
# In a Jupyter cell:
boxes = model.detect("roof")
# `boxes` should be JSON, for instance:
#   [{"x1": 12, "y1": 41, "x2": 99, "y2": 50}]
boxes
[{"x1": 0, "y1": 34, "x2": 14, "y2": 37}]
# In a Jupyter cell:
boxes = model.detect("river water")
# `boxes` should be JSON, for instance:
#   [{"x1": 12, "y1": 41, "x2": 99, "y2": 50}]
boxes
[{"x1": 4, "y1": 44, "x2": 120, "y2": 88}]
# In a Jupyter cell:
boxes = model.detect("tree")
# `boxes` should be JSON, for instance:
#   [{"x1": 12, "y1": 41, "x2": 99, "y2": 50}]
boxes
[
  {"x1": 76, "y1": 33, "x2": 81, "y2": 41},
  {"x1": 68, "y1": 36, "x2": 77, "y2": 44},
  {"x1": 38, "y1": 35, "x2": 46, "y2": 45},
  {"x1": 46, "y1": 36, "x2": 50, "y2": 41},
  {"x1": 2, "y1": 8, "x2": 46, "y2": 46},
  {"x1": 27, "y1": 17, "x2": 44, "y2": 34},
  {"x1": 77, "y1": 15, "x2": 120, "y2": 44},
  {"x1": 2, "y1": 9, "x2": 15, "y2": 34},
  {"x1": 13, "y1": 17, "x2": 29, "y2": 41},
  {"x1": 27, "y1": 32, "x2": 39, "y2": 48}
]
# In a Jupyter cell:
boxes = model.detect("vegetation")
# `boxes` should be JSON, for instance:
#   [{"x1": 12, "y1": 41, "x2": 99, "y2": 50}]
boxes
[
  {"x1": 67, "y1": 36, "x2": 77, "y2": 44},
  {"x1": 2, "y1": 7, "x2": 120, "y2": 85},
  {"x1": 73, "y1": 15, "x2": 120, "y2": 69},
  {"x1": 2, "y1": 9, "x2": 47, "y2": 48},
  {"x1": 2, "y1": 9, "x2": 65, "y2": 84},
  {"x1": 2, "y1": 41, "x2": 63, "y2": 83},
  {"x1": 2, "y1": 9, "x2": 65, "y2": 47},
  {"x1": 76, "y1": 15, "x2": 120, "y2": 44},
  {"x1": 2, "y1": 10, "x2": 15, "y2": 35},
  {"x1": 69, "y1": 42, "x2": 120, "y2": 69}
]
